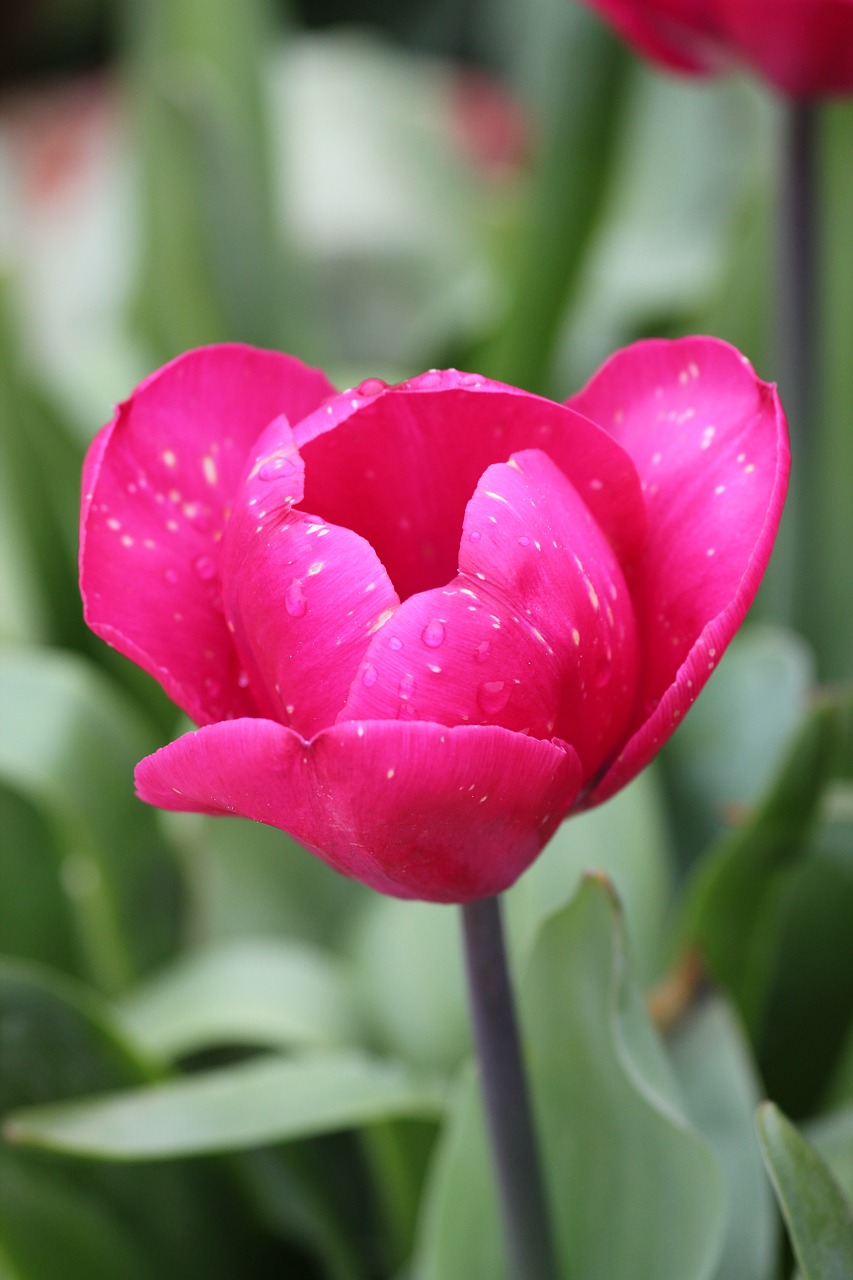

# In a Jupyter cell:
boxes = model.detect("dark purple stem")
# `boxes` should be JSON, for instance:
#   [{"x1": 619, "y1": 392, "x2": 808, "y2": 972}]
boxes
[{"x1": 460, "y1": 895, "x2": 559, "y2": 1280}]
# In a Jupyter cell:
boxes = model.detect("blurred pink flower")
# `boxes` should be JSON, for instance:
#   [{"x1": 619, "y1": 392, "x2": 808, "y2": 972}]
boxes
[
  {"x1": 579, "y1": 0, "x2": 853, "y2": 97},
  {"x1": 80, "y1": 339, "x2": 788, "y2": 901}
]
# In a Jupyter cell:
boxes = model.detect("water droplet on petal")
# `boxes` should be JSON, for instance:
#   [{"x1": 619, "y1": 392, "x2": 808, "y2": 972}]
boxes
[
  {"x1": 475, "y1": 640, "x2": 491, "y2": 663},
  {"x1": 285, "y1": 579, "x2": 308, "y2": 617},
  {"x1": 194, "y1": 555, "x2": 217, "y2": 581},
  {"x1": 468, "y1": 530, "x2": 482, "y2": 543},
  {"x1": 237, "y1": 671, "x2": 250, "y2": 689},
  {"x1": 478, "y1": 680, "x2": 509, "y2": 716},
  {"x1": 165, "y1": 568, "x2": 179, "y2": 585},
  {"x1": 517, "y1": 536, "x2": 530, "y2": 548},
  {"x1": 203, "y1": 677, "x2": 221, "y2": 698},
  {"x1": 399, "y1": 672, "x2": 416, "y2": 699},
  {"x1": 421, "y1": 619, "x2": 445, "y2": 648},
  {"x1": 356, "y1": 377, "x2": 388, "y2": 397},
  {"x1": 389, "y1": 636, "x2": 403, "y2": 651},
  {"x1": 362, "y1": 663, "x2": 378, "y2": 688},
  {"x1": 259, "y1": 457, "x2": 293, "y2": 482}
]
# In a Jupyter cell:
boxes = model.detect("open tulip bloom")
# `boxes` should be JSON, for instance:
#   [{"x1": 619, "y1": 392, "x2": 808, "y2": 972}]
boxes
[
  {"x1": 80, "y1": 337, "x2": 788, "y2": 905},
  {"x1": 577, "y1": 0, "x2": 853, "y2": 99}
]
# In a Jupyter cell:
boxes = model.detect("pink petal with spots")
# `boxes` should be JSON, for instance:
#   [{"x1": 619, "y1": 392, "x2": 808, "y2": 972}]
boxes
[
  {"x1": 134, "y1": 718, "x2": 582, "y2": 902},
  {"x1": 567, "y1": 336, "x2": 789, "y2": 805},
  {"x1": 341, "y1": 448, "x2": 638, "y2": 780},
  {"x1": 294, "y1": 370, "x2": 646, "y2": 603},
  {"x1": 80, "y1": 344, "x2": 336, "y2": 725},
  {"x1": 220, "y1": 417, "x2": 400, "y2": 736}
]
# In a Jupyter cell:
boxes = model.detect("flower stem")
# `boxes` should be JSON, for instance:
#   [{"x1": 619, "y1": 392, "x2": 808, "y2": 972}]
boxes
[
  {"x1": 460, "y1": 896, "x2": 559, "y2": 1280},
  {"x1": 779, "y1": 99, "x2": 819, "y2": 630}
]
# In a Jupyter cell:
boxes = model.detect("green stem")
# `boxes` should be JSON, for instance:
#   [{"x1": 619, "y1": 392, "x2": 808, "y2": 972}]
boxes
[{"x1": 460, "y1": 896, "x2": 559, "y2": 1280}]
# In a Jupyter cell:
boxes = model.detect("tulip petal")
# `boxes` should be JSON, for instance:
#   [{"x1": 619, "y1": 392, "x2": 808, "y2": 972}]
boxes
[
  {"x1": 341, "y1": 448, "x2": 638, "y2": 780},
  {"x1": 135, "y1": 718, "x2": 583, "y2": 902},
  {"x1": 220, "y1": 417, "x2": 400, "y2": 736},
  {"x1": 295, "y1": 371, "x2": 646, "y2": 603},
  {"x1": 80, "y1": 345, "x2": 336, "y2": 725},
  {"x1": 582, "y1": 0, "x2": 721, "y2": 74},
  {"x1": 567, "y1": 336, "x2": 789, "y2": 804},
  {"x1": 722, "y1": 0, "x2": 853, "y2": 98}
]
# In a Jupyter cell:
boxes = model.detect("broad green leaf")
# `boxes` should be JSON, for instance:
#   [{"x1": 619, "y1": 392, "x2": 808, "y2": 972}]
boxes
[
  {"x1": 116, "y1": 938, "x2": 357, "y2": 1060},
  {"x1": 508, "y1": 766, "x2": 672, "y2": 983},
  {"x1": 414, "y1": 878, "x2": 724, "y2": 1280},
  {"x1": 5, "y1": 1052, "x2": 446, "y2": 1160},
  {"x1": 0, "y1": 789, "x2": 80, "y2": 976},
  {"x1": 668, "y1": 998, "x2": 776, "y2": 1280},
  {"x1": 757, "y1": 1102, "x2": 853, "y2": 1280},
  {"x1": 663, "y1": 625, "x2": 815, "y2": 865},
  {"x1": 0, "y1": 649, "x2": 184, "y2": 991},
  {"x1": 677, "y1": 692, "x2": 843, "y2": 1034},
  {"x1": 808, "y1": 1109, "x2": 853, "y2": 1205}
]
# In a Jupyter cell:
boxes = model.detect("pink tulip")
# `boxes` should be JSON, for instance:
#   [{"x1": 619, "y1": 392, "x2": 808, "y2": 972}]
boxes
[
  {"x1": 80, "y1": 339, "x2": 788, "y2": 902},
  {"x1": 579, "y1": 0, "x2": 853, "y2": 98}
]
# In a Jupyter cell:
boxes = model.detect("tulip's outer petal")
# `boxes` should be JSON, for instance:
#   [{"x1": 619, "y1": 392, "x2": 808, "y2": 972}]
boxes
[
  {"x1": 721, "y1": 0, "x2": 853, "y2": 98},
  {"x1": 341, "y1": 448, "x2": 638, "y2": 780},
  {"x1": 580, "y1": 0, "x2": 722, "y2": 74},
  {"x1": 134, "y1": 718, "x2": 583, "y2": 902},
  {"x1": 220, "y1": 417, "x2": 400, "y2": 737},
  {"x1": 567, "y1": 336, "x2": 789, "y2": 805},
  {"x1": 80, "y1": 345, "x2": 336, "y2": 725},
  {"x1": 294, "y1": 371, "x2": 646, "y2": 603}
]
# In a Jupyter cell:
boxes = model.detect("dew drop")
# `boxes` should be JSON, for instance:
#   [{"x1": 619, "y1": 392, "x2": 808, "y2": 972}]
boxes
[
  {"x1": 397, "y1": 701, "x2": 418, "y2": 720},
  {"x1": 356, "y1": 377, "x2": 388, "y2": 397},
  {"x1": 362, "y1": 663, "x2": 378, "y2": 688},
  {"x1": 194, "y1": 555, "x2": 217, "y2": 581},
  {"x1": 164, "y1": 568, "x2": 179, "y2": 585},
  {"x1": 259, "y1": 457, "x2": 293, "y2": 482},
  {"x1": 203, "y1": 677, "x2": 221, "y2": 698},
  {"x1": 389, "y1": 636, "x2": 403, "y2": 651},
  {"x1": 475, "y1": 640, "x2": 491, "y2": 663},
  {"x1": 517, "y1": 536, "x2": 530, "y2": 547},
  {"x1": 285, "y1": 579, "x2": 308, "y2": 617},
  {"x1": 399, "y1": 672, "x2": 416, "y2": 699},
  {"x1": 468, "y1": 530, "x2": 482, "y2": 543},
  {"x1": 421, "y1": 619, "x2": 446, "y2": 648},
  {"x1": 478, "y1": 680, "x2": 509, "y2": 716},
  {"x1": 237, "y1": 671, "x2": 250, "y2": 689}
]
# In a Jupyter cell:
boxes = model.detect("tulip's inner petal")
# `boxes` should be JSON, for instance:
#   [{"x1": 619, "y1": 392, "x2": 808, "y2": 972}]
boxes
[
  {"x1": 135, "y1": 717, "x2": 582, "y2": 902},
  {"x1": 567, "y1": 335, "x2": 789, "y2": 803},
  {"x1": 221, "y1": 417, "x2": 400, "y2": 737},
  {"x1": 80, "y1": 344, "x2": 336, "y2": 725},
  {"x1": 721, "y1": 0, "x2": 853, "y2": 97},
  {"x1": 340, "y1": 448, "x2": 639, "y2": 780},
  {"x1": 295, "y1": 372, "x2": 646, "y2": 603}
]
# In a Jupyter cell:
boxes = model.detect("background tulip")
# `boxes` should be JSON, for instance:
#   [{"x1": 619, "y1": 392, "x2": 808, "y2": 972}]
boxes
[
  {"x1": 80, "y1": 337, "x2": 788, "y2": 902},
  {"x1": 578, "y1": 0, "x2": 853, "y2": 98}
]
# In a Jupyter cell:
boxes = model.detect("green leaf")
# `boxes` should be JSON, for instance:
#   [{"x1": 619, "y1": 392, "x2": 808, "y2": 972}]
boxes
[
  {"x1": 415, "y1": 877, "x2": 725, "y2": 1280},
  {"x1": 0, "y1": 649, "x2": 185, "y2": 991},
  {"x1": 116, "y1": 938, "x2": 358, "y2": 1060},
  {"x1": 808, "y1": 1108, "x2": 853, "y2": 1206},
  {"x1": 667, "y1": 998, "x2": 776, "y2": 1280},
  {"x1": 757, "y1": 1102, "x2": 853, "y2": 1280},
  {"x1": 507, "y1": 766, "x2": 672, "y2": 984},
  {"x1": 4, "y1": 1052, "x2": 446, "y2": 1160},
  {"x1": 663, "y1": 625, "x2": 815, "y2": 865},
  {"x1": 677, "y1": 691, "x2": 843, "y2": 1033}
]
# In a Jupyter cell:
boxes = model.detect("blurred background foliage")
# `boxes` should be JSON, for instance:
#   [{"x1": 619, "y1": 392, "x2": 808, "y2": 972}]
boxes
[{"x1": 1, "y1": 0, "x2": 852, "y2": 1277}]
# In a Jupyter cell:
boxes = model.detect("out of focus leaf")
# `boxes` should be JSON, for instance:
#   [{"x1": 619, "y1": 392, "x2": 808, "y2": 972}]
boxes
[
  {"x1": 0, "y1": 788, "x2": 80, "y2": 976},
  {"x1": 123, "y1": 0, "x2": 288, "y2": 356},
  {"x1": 757, "y1": 1102, "x2": 853, "y2": 1280},
  {"x1": 677, "y1": 691, "x2": 843, "y2": 1034},
  {"x1": 508, "y1": 766, "x2": 672, "y2": 983},
  {"x1": 471, "y1": 3, "x2": 628, "y2": 392},
  {"x1": 664, "y1": 625, "x2": 815, "y2": 865},
  {"x1": 415, "y1": 877, "x2": 724, "y2": 1280},
  {"x1": 0, "y1": 649, "x2": 185, "y2": 991},
  {"x1": 116, "y1": 937, "x2": 357, "y2": 1060},
  {"x1": 667, "y1": 997, "x2": 776, "y2": 1280},
  {"x1": 5, "y1": 1052, "x2": 446, "y2": 1160},
  {"x1": 347, "y1": 897, "x2": 469, "y2": 1076},
  {"x1": 808, "y1": 1108, "x2": 853, "y2": 1206}
]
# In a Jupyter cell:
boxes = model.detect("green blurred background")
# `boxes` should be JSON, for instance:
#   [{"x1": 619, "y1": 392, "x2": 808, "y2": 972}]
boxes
[{"x1": 1, "y1": 2, "x2": 852, "y2": 1277}]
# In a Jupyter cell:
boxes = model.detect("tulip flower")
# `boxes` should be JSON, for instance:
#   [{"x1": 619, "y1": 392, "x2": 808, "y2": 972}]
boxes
[
  {"x1": 577, "y1": 0, "x2": 853, "y2": 98},
  {"x1": 80, "y1": 338, "x2": 788, "y2": 903}
]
